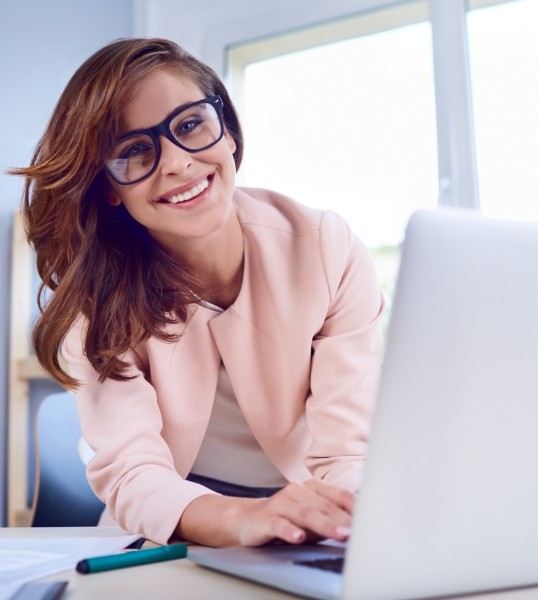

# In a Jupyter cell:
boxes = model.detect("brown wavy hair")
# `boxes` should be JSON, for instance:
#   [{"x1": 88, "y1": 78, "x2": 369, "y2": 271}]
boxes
[{"x1": 10, "y1": 38, "x2": 244, "y2": 389}]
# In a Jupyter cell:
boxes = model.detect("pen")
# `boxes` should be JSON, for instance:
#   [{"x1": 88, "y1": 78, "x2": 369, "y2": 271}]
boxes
[{"x1": 76, "y1": 543, "x2": 188, "y2": 574}]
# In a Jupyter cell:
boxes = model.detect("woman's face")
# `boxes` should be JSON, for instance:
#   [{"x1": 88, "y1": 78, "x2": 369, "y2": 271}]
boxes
[{"x1": 106, "y1": 69, "x2": 237, "y2": 254}]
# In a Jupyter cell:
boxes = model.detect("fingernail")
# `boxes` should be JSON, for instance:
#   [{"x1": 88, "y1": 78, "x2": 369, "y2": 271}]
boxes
[
  {"x1": 291, "y1": 529, "x2": 304, "y2": 541},
  {"x1": 336, "y1": 526, "x2": 352, "y2": 537}
]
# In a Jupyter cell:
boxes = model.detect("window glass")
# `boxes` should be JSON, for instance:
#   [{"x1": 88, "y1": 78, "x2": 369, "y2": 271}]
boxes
[{"x1": 467, "y1": 0, "x2": 538, "y2": 220}]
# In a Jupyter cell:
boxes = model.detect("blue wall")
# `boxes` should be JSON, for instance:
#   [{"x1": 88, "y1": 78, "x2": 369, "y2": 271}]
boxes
[{"x1": 0, "y1": 0, "x2": 133, "y2": 525}]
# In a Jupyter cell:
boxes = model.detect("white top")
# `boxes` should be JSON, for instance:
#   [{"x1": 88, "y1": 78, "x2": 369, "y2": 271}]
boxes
[{"x1": 191, "y1": 302, "x2": 288, "y2": 488}]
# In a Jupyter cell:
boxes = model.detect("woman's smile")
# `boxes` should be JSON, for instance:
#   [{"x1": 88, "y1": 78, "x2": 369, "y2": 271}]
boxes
[{"x1": 162, "y1": 176, "x2": 210, "y2": 204}]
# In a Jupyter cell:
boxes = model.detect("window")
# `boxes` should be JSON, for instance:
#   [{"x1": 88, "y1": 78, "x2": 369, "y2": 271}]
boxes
[
  {"x1": 227, "y1": 2, "x2": 438, "y2": 330},
  {"x1": 467, "y1": 0, "x2": 538, "y2": 221}
]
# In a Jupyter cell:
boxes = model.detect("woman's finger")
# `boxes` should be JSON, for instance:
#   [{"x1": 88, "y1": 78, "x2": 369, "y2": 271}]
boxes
[{"x1": 303, "y1": 478, "x2": 356, "y2": 514}]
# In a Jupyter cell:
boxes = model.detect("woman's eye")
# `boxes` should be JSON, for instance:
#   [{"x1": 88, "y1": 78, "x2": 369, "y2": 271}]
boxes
[
  {"x1": 175, "y1": 117, "x2": 203, "y2": 137},
  {"x1": 118, "y1": 141, "x2": 153, "y2": 160}
]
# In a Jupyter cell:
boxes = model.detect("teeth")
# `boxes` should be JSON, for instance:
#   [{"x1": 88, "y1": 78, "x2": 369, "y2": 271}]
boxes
[{"x1": 168, "y1": 178, "x2": 209, "y2": 204}]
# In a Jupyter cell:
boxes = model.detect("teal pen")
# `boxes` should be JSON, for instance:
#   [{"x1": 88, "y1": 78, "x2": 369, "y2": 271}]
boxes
[{"x1": 76, "y1": 544, "x2": 188, "y2": 574}]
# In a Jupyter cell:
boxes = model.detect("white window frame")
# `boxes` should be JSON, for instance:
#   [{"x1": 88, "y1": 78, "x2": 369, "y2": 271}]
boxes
[{"x1": 224, "y1": 0, "x2": 479, "y2": 209}]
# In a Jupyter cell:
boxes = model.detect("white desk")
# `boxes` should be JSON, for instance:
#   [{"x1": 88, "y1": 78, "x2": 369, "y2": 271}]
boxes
[{"x1": 2, "y1": 527, "x2": 538, "y2": 600}]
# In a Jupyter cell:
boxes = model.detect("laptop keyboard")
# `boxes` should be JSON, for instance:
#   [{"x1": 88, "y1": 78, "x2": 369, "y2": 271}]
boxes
[{"x1": 294, "y1": 557, "x2": 345, "y2": 574}]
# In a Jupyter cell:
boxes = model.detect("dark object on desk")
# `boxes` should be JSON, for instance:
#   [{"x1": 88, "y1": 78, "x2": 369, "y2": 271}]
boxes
[
  {"x1": 125, "y1": 537, "x2": 146, "y2": 550},
  {"x1": 31, "y1": 392, "x2": 105, "y2": 527},
  {"x1": 295, "y1": 556, "x2": 345, "y2": 574},
  {"x1": 76, "y1": 543, "x2": 188, "y2": 574},
  {"x1": 10, "y1": 581, "x2": 68, "y2": 600}
]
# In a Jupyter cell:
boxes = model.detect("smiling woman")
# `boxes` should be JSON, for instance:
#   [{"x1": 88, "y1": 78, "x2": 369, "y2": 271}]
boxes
[{"x1": 9, "y1": 38, "x2": 384, "y2": 548}]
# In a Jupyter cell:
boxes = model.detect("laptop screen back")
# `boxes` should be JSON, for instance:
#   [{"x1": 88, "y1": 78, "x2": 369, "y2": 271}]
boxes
[{"x1": 344, "y1": 209, "x2": 538, "y2": 599}]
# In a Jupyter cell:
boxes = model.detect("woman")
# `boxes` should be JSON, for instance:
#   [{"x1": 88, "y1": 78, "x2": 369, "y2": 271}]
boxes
[{"x1": 12, "y1": 38, "x2": 384, "y2": 546}]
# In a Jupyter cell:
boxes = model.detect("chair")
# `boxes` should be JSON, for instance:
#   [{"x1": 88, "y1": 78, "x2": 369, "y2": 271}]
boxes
[{"x1": 31, "y1": 392, "x2": 105, "y2": 526}]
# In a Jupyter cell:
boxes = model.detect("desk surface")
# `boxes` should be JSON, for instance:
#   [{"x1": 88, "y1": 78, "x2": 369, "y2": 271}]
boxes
[{"x1": 2, "y1": 527, "x2": 538, "y2": 600}]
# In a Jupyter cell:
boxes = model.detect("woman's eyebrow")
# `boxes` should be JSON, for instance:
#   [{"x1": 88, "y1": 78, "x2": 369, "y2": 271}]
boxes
[{"x1": 167, "y1": 98, "x2": 207, "y2": 119}]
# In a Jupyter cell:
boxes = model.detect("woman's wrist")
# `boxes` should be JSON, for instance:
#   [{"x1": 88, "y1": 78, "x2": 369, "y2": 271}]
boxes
[{"x1": 175, "y1": 494, "x2": 260, "y2": 547}]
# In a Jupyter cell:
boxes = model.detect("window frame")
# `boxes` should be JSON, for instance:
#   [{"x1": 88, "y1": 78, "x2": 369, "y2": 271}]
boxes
[{"x1": 224, "y1": 0, "x2": 481, "y2": 210}]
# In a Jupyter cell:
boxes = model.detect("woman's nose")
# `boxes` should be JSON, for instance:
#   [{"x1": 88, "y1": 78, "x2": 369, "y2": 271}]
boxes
[{"x1": 158, "y1": 136, "x2": 193, "y2": 176}]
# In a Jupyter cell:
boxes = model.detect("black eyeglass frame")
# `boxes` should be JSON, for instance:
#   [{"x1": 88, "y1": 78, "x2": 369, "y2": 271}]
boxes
[{"x1": 104, "y1": 95, "x2": 225, "y2": 185}]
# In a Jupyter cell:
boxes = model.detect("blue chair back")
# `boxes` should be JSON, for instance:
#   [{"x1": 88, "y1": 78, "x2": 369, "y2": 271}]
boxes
[{"x1": 31, "y1": 392, "x2": 105, "y2": 526}]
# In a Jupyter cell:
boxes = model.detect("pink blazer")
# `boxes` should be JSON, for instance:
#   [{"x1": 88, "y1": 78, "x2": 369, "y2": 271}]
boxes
[{"x1": 63, "y1": 187, "x2": 384, "y2": 544}]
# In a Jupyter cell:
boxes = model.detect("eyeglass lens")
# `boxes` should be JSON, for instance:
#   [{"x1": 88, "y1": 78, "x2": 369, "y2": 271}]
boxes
[{"x1": 106, "y1": 99, "x2": 222, "y2": 184}]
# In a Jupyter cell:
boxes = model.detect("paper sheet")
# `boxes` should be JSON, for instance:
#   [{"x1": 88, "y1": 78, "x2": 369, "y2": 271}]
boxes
[{"x1": 0, "y1": 534, "x2": 140, "y2": 598}]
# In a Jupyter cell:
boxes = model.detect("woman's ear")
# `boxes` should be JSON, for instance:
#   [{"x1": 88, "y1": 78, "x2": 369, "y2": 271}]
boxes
[
  {"x1": 94, "y1": 171, "x2": 122, "y2": 206},
  {"x1": 106, "y1": 188, "x2": 122, "y2": 206}
]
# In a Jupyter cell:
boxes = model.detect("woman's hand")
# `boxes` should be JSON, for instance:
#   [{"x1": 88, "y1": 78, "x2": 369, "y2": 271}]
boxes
[
  {"x1": 176, "y1": 479, "x2": 354, "y2": 547},
  {"x1": 237, "y1": 479, "x2": 354, "y2": 546}
]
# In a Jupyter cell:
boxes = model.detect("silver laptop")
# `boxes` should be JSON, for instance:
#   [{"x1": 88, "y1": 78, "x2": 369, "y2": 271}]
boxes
[{"x1": 189, "y1": 208, "x2": 538, "y2": 600}]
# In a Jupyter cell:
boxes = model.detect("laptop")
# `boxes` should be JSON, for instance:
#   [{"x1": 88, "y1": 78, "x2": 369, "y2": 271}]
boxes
[{"x1": 189, "y1": 208, "x2": 538, "y2": 600}]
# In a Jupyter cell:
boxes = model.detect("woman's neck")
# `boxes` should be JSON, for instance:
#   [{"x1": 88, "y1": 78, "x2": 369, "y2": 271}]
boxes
[{"x1": 166, "y1": 212, "x2": 244, "y2": 309}]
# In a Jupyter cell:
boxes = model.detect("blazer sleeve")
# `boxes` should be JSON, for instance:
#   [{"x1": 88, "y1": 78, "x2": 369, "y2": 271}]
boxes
[
  {"x1": 61, "y1": 321, "x2": 217, "y2": 545},
  {"x1": 305, "y1": 210, "x2": 385, "y2": 491}
]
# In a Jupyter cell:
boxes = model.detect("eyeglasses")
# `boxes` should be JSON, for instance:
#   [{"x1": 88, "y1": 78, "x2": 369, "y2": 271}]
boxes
[{"x1": 104, "y1": 95, "x2": 225, "y2": 185}]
